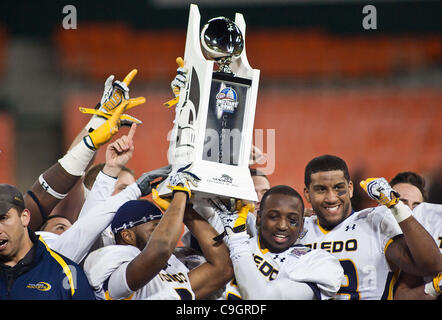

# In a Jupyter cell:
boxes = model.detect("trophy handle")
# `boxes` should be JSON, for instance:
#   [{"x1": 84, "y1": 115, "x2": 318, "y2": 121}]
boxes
[
  {"x1": 231, "y1": 13, "x2": 252, "y2": 76},
  {"x1": 184, "y1": 4, "x2": 207, "y2": 64}
]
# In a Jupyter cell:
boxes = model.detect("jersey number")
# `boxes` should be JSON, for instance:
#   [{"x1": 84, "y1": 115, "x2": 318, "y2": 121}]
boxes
[
  {"x1": 337, "y1": 259, "x2": 360, "y2": 300},
  {"x1": 174, "y1": 288, "x2": 193, "y2": 300}
]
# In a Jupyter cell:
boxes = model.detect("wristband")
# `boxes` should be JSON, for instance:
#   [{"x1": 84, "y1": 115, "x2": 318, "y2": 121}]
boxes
[
  {"x1": 58, "y1": 139, "x2": 96, "y2": 176},
  {"x1": 168, "y1": 185, "x2": 191, "y2": 199},
  {"x1": 389, "y1": 200, "x2": 412, "y2": 223},
  {"x1": 38, "y1": 174, "x2": 67, "y2": 199},
  {"x1": 424, "y1": 272, "x2": 441, "y2": 297},
  {"x1": 424, "y1": 281, "x2": 439, "y2": 297}
]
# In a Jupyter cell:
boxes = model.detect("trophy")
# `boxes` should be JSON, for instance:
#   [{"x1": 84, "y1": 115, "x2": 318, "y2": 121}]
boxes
[
  {"x1": 200, "y1": 16, "x2": 244, "y2": 74},
  {"x1": 157, "y1": 4, "x2": 260, "y2": 203}
]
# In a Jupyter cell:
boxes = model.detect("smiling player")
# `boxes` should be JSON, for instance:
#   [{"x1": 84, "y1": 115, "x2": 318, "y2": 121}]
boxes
[
  {"x1": 217, "y1": 185, "x2": 344, "y2": 300},
  {"x1": 299, "y1": 154, "x2": 442, "y2": 299}
]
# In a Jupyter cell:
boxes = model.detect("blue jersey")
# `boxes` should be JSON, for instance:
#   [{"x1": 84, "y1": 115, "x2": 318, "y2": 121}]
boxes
[{"x1": 0, "y1": 230, "x2": 95, "y2": 300}]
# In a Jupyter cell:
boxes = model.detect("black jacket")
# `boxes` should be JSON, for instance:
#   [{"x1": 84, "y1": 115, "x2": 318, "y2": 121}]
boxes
[{"x1": 0, "y1": 229, "x2": 95, "y2": 300}]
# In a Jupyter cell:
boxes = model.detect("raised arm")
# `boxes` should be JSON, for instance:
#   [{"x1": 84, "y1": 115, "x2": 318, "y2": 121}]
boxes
[
  {"x1": 25, "y1": 70, "x2": 145, "y2": 230},
  {"x1": 361, "y1": 178, "x2": 442, "y2": 277},
  {"x1": 48, "y1": 124, "x2": 139, "y2": 263},
  {"x1": 185, "y1": 205, "x2": 233, "y2": 299},
  {"x1": 124, "y1": 164, "x2": 200, "y2": 291}
]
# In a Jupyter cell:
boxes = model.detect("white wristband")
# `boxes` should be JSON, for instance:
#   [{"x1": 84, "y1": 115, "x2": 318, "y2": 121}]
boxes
[
  {"x1": 424, "y1": 281, "x2": 439, "y2": 297},
  {"x1": 58, "y1": 139, "x2": 95, "y2": 176},
  {"x1": 38, "y1": 174, "x2": 67, "y2": 199},
  {"x1": 389, "y1": 200, "x2": 412, "y2": 223}
]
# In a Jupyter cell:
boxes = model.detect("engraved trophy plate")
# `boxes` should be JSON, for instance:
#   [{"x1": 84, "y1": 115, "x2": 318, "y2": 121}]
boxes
[{"x1": 157, "y1": 4, "x2": 259, "y2": 203}]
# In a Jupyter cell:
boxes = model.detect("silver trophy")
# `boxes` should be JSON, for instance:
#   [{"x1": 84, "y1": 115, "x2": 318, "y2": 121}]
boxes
[
  {"x1": 157, "y1": 4, "x2": 260, "y2": 203},
  {"x1": 200, "y1": 17, "x2": 244, "y2": 74}
]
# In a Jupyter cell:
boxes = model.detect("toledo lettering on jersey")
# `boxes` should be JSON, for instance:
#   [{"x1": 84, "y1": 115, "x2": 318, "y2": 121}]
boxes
[{"x1": 305, "y1": 239, "x2": 358, "y2": 253}]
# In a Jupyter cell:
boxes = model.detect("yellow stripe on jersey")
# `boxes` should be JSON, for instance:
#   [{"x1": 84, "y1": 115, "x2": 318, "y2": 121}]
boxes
[
  {"x1": 386, "y1": 270, "x2": 400, "y2": 300},
  {"x1": 316, "y1": 219, "x2": 330, "y2": 235},
  {"x1": 384, "y1": 238, "x2": 395, "y2": 255},
  {"x1": 226, "y1": 291, "x2": 242, "y2": 300},
  {"x1": 257, "y1": 237, "x2": 270, "y2": 255},
  {"x1": 105, "y1": 290, "x2": 134, "y2": 300},
  {"x1": 39, "y1": 237, "x2": 75, "y2": 296}
]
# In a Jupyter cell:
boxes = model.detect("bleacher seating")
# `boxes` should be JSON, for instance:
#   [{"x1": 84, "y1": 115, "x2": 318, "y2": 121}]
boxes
[{"x1": 53, "y1": 24, "x2": 442, "y2": 81}]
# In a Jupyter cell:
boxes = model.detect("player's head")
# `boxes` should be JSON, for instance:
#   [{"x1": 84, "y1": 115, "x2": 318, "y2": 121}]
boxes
[
  {"x1": 303, "y1": 155, "x2": 353, "y2": 229},
  {"x1": 257, "y1": 185, "x2": 304, "y2": 253},
  {"x1": 84, "y1": 163, "x2": 135, "y2": 197},
  {"x1": 390, "y1": 171, "x2": 426, "y2": 210},
  {"x1": 250, "y1": 168, "x2": 271, "y2": 216},
  {"x1": 111, "y1": 200, "x2": 163, "y2": 250},
  {"x1": 40, "y1": 215, "x2": 72, "y2": 235},
  {"x1": 0, "y1": 184, "x2": 32, "y2": 265}
]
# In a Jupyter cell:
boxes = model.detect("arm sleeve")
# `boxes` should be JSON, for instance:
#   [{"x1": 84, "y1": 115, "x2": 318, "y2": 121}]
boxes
[
  {"x1": 50, "y1": 182, "x2": 141, "y2": 263},
  {"x1": 377, "y1": 206, "x2": 403, "y2": 254},
  {"x1": 78, "y1": 171, "x2": 117, "y2": 219}
]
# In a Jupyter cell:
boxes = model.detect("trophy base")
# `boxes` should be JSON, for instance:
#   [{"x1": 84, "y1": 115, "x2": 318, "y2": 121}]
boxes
[{"x1": 156, "y1": 161, "x2": 258, "y2": 204}]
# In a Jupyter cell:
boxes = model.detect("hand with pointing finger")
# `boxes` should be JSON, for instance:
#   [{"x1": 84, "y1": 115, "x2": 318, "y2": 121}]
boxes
[{"x1": 103, "y1": 123, "x2": 137, "y2": 178}]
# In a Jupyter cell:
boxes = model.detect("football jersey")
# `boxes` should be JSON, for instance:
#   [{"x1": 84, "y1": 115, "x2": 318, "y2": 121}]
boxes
[
  {"x1": 224, "y1": 235, "x2": 344, "y2": 300},
  {"x1": 413, "y1": 202, "x2": 442, "y2": 252},
  {"x1": 83, "y1": 245, "x2": 195, "y2": 300},
  {"x1": 298, "y1": 206, "x2": 403, "y2": 300}
]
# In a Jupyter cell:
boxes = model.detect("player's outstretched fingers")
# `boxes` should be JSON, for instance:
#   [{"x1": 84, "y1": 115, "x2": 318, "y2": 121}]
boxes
[
  {"x1": 127, "y1": 123, "x2": 137, "y2": 140},
  {"x1": 176, "y1": 57, "x2": 184, "y2": 68},
  {"x1": 125, "y1": 97, "x2": 146, "y2": 111},
  {"x1": 122, "y1": 69, "x2": 138, "y2": 86}
]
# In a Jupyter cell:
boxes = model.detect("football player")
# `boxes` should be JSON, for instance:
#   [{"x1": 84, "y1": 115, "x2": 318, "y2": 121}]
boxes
[
  {"x1": 389, "y1": 172, "x2": 441, "y2": 300},
  {"x1": 216, "y1": 185, "x2": 344, "y2": 300},
  {"x1": 25, "y1": 70, "x2": 145, "y2": 230},
  {"x1": 83, "y1": 165, "x2": 233, "y2": 300},
  {"x1": 298, "y1": 155, "x2": 442, "y2": 299}
]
